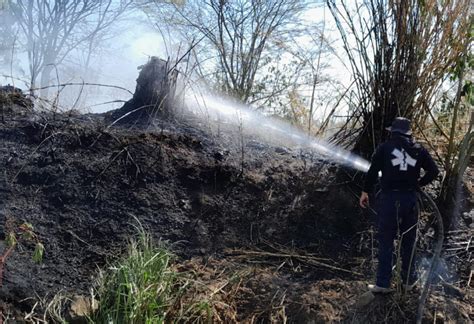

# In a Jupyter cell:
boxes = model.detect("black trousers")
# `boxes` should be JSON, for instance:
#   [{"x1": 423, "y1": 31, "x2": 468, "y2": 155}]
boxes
[{"x1": 375, "y1": 191, "x2": 418, "y2": 288}]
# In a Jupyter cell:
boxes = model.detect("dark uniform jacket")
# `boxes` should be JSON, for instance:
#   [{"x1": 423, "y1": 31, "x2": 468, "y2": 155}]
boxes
[{"x1": 363, "y1": 134, "x2": 439, "y2": 193}]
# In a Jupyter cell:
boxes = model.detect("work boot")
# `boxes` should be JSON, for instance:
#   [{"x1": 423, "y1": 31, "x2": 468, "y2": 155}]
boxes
[{"x1": 368, "y1": 284, "x2": 392, "y2": 294}]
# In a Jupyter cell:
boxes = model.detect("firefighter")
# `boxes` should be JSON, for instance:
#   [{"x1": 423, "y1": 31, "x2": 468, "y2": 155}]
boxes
[{"x1": 359, "y1": 117, "x2": 439, "y2": 293}]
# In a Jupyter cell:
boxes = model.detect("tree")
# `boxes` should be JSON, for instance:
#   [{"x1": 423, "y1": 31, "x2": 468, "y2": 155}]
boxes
[
  {"x1": 0, "y1": 2, "x2": 17, "y2": 68},
  {"x1": 8, "y1": 0, "x2": 133, "y2": 95},
  {"x1": 282, "y1": 18, "x2": 336, "y2": 134},
  {"x1": 152, "y1": 0, "x2": 308, "y2": 106},
  {"x1": 327, "y1": 0, "x2": 471, "y2": 157},
  {"x1": 438, "y1": 47, "x2": 473, "y2": 228},
  {"x1": 328, "y1": 0, "x2": 472, "y2": 229}
]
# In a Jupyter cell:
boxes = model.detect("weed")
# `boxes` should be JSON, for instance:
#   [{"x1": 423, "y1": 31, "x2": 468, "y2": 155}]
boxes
[
  {"x1": 33, "y1": 242, "x2": 45, "y2": 264},
  {"x1": 90, "y1": 230, "x2": 212, "y2": 323},
  {"x1": 0, "y1": 221, "x2": 44, "y2": 287},
  {"x1": 43, "y1": 291, "x2": 70, "y2": 324}
]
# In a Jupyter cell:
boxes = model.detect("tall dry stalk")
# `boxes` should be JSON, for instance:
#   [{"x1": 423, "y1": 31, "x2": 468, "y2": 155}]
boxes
[{"x1": 327, "y1": 0, "x2": 471, "y2": 157}]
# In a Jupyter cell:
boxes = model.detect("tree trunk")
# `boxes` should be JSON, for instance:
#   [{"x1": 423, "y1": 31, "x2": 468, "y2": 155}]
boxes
[
  {"x1": 106, "y1": 57, "x2": 178, "y2": 126},
  {"x1": 439, "y1": 110, "x2": 473, "y2": 230},
  {"x1": 39, "y1": 55, "x2": 55, "y2": 99}
]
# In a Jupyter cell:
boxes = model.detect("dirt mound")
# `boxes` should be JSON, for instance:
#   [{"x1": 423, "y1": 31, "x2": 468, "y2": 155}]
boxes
[
  {"x1": 0, "y1": 85, "x2": 33, "y2": 122},
  {"x1": 0, "y1": 98, "x2": 472, "y2": 322}
]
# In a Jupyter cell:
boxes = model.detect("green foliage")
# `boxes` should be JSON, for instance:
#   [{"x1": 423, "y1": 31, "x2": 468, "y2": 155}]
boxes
[
  {"x1": 462, "y1": 80, "x2": 474, "y2": 106},
  {"x1": 449, "y1": 49, "x2": 473, "y2": 81},
  {"x1": 6, "y1": 232, "x2": 16, "y2": 247},
  {"x1": 91, "y1": 231, "x2": 211, "y2": 323},
  {"x1": 19, "y1": 222, "x2": 36, "y2": 240},
  {"x1": 33, "y1": 242, "x2": 45, "y2": 263},
  {"x1": 4, "y1": 222, "x2": 44, "y2": 263}
]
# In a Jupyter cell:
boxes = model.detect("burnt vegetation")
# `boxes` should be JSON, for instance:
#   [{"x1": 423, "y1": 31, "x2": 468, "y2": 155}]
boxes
[{"x1": 0, "y1": 0, "x2": 473, "y2": 323}]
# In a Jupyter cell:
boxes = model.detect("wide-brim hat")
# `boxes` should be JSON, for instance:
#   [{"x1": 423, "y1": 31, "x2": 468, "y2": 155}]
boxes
[{"x1": 385, "y1": 117, "x2": 412, "y2": 135}]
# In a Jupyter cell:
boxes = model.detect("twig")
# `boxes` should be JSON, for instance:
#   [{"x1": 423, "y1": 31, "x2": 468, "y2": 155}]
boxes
[
  {"x1": 71, "y1": 79, "x2": 86, "y2": 111},
  {"x1": 105, "y1": 104, "x2": 155, "y2": 129},
  {"x1": 447, "y1": 229, "x2": 471, "y2": 233},
  {"x1": 444, "y1": 247, "x2": 470, "y2": 252},
  {"x1": 11, "y1": 132, "x2": 58, "y2": 183},
  {"x1": 23, "y1": 301, "x2": 39, "y2": 321},
  {"x1": 230, "y1": 250, "x2": 331, "y2": 261},
  {"x1": 95, "y1": 148, "x2": 125, "y2": 180},
  {"x1": 0, "y1": 245, "x2": 16, "y2": 287},
  {"x1": 10, "y1": 31, "x2": 19, "y2": 88},
  {"x1": 66, "y1": 230, "x2": 92, "y2": 247},
  {"x1": 228, "y1": 249, "x2": 362, "y2": 276},
  {"x1": 30, "y1": 82, "x2": 133, "y2": 96},
  {"x1": 443, "y1": 241, "x2": 470, "y2": 246},
  {"x1": 209, "y1": 281, "x2": 229, "y2": 298},
  {"x1": 303, "y1": 258, "x2": 363, "y2": 276},
  {"x1": 465, "y1": 237, "x2": 472, "y2": 252}
]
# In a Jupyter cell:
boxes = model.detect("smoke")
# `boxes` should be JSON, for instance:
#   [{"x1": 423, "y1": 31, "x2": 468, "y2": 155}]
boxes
[{"x1": 0, "y1": 8, "x2": 165, "y2": 114}]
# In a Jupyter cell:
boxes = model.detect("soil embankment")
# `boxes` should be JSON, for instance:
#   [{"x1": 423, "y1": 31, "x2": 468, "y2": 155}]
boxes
[{"x1": 0, "y1": 90, "x2": 472, "y2": 322}]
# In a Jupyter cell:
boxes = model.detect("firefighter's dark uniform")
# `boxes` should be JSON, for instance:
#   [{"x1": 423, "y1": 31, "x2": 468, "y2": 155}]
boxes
[{"x1": 363, "y1": 133, "x2": 439, "y2": 288}]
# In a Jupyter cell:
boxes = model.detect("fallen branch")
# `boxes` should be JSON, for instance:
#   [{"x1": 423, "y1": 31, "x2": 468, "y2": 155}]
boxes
[
  {"x1": 230, "y1": 250, "x2": 331, "y2": 261},
  {"x1": 227, "y1": 248, "x2": 362, "y2": 276}
]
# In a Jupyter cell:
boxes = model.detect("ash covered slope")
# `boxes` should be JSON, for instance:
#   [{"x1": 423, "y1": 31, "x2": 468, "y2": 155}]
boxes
[
  {"x1": 0, "y1": 89, "x2": 363, "y2": 315},
  {"x1": 1, "y1": 88, "x2": 471, "y2": 323}
]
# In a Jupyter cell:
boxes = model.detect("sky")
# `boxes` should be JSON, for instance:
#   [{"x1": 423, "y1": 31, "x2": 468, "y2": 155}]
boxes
[
  {"x1": 1, "y1": 6, "x2": 167, "y2": 113},
  {"x1": 0, "y1": 1, "x2": 352, "y2": 117}
]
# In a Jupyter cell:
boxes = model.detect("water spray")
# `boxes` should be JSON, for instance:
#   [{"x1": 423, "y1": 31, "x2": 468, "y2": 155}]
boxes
[{"x1": 184, "y1": 90, "x2": 370, "y2": 172}]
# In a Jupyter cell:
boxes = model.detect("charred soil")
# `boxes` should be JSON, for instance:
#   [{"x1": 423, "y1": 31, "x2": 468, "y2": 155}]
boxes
[{"x1": 0, "y1": 96, "x2": 472, "y2": 323}]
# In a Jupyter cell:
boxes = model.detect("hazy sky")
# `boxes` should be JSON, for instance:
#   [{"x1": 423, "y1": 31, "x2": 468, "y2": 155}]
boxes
[
  {"x1": 1, "y1": 1, "x2": 351, "y2": 116},
  {"x1": 80, "y1": 3, "x2": 351, "y2": 115}
]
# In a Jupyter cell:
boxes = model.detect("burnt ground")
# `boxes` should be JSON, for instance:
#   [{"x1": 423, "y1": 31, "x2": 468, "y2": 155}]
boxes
[{"x1": 0, "y1": 97, "x2": 472, "y2": 323}]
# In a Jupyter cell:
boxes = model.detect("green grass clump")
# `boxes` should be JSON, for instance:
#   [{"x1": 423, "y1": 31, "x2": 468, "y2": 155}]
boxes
[{"x1": 90, "y1": 231, "x2": 210, "y2": 323}]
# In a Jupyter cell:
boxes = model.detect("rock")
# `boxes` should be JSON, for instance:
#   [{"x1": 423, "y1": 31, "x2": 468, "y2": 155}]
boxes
[
  {"x1": 68, "y1": 295, "x2": 98, "y2": 324},
  {"x1": 434, "y1": 311, "x2": 445, "y2": 322},
  {"x1": 142, "y1": 198, "x2": 151, "y2": 207},
  {"x1": 246, "y1": 140, "x2": 267, "y2": 150},
  {"x1": 179, "y1": 199, "x2": 192, "y2": 210},
  {"x1": 440, "y1": 282, "x2": 465, "y2": 299},
  {"x1": 275, "y1": 146, "x2": 290, "y2": 154},
  {"x1": 212, "y1": 150, "x2": 228, "y2": 162},
  {"x1": 353, "y1": 291, "x2": 375, "y2": 308},
  {"x1": 462, "y1": 211, "x2": 473, "y2": 225},
  {"x1": 0, "y1": 85, "x2": 33, "y2": 114}
]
